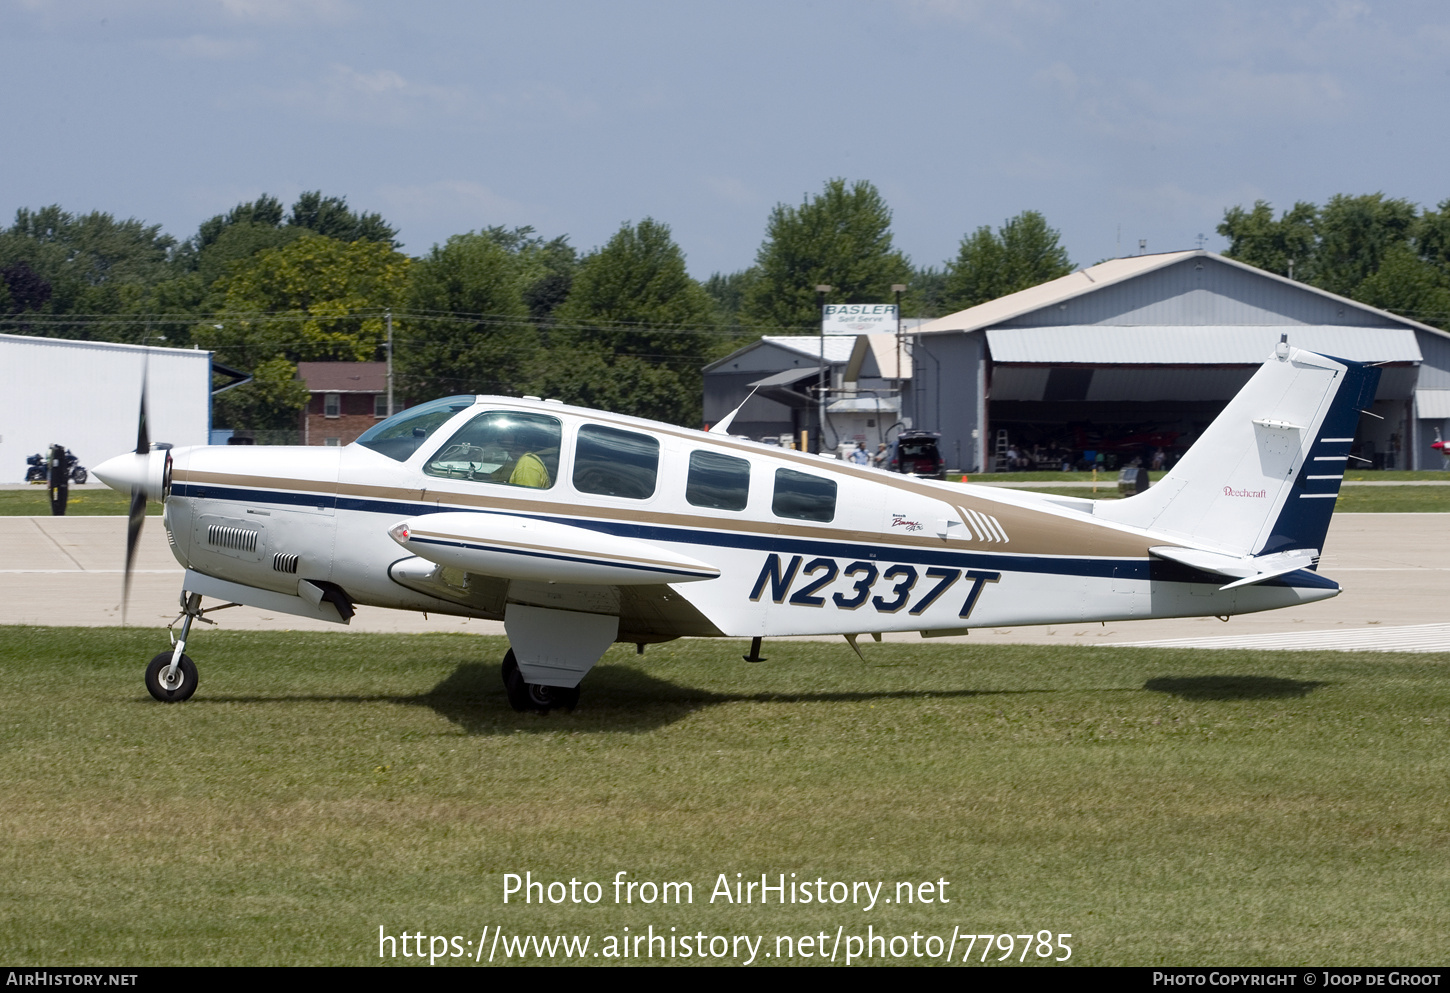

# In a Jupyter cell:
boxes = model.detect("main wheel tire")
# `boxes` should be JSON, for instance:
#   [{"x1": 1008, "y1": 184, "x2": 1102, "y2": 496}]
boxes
[
  {"x1": 501, "y1": 649, "x2": 532, "y2": 712},
  {"x1": 145, "y1": 651, "x2": 198, "y2": 703},
  {"x1": 548, "y1": 684, "x2": 580, "y2": 713},
  {"x1": 500, "y1": 649, "x2": 579, "y2": 713}
]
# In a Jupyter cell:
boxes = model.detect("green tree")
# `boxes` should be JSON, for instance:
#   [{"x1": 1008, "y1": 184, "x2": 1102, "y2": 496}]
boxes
[
  {"x1": 910, "y1": 264, "x2": 950, "y2": 319},
  {"x1": 703, "y1": 268, "x2": 756, "y2": 317},
  {"x1": 1219, "y1": 193, "x2": 1449, "y2": 329},
  {"x1": 741, "y1": 179, "x2": 911, "y2": 332},
  {"x1": 174, "y1": 191, "x2": 396, "y2": 287},
  {"x1": 211, "y1": 355, "x2": 312, "y2": 432},
  {"x1": 525, "y1": 349, "x2": 684, "y2": 424},
  {"x1": 546, "y1": 218, "x2": 720, "y2": 424},
  {"x1": 194, "y1": 234, "x2": 410, "y2": 368},
  {"x1": 0, "y1": 205, "x2": 178, "y2": 337},
  {"x1": 193, "y1": 234, "x2": 410, "y2": 430},
  {"x1": 1312, "y1": 193, "x2": 1419, "y2": 296},
  {"x1": 1352, "y1": 244, "x2": 1450, "y2": 328},
  {"x1": 1418, "y1": 199, "x2": 1450, "y2": 275},
  {"x1": 400, "y1": 232, "x2": 536, "y2": 400},
  {"x1": 188, "y1": 195, "x2": 287, "y2": 259},
  {"x1": 475, "y1": 225, "x2": 578, "y2": 324},
  {"x1": 703, "y1": 268, "x2": 758, "y2": 336},
  {"x1": 940, "y1": 210, "x2": 1074, "y2": 312},
  {"x1": 1217, "y1": 199, "x2": 1319, "y2": 279},
  {"x1": 286, "y1": 191, "x2": 399, "y2": 247}
]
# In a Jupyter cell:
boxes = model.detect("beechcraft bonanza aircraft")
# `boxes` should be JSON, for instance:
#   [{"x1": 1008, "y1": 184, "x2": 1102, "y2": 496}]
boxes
[{"x1": 95, "y1": 336, "x2": 1377, "y2": 711}]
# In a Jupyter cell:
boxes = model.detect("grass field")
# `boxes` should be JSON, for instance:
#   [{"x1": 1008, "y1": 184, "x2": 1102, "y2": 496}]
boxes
[
  {"x1": 0, "y1": 489, "x2": 161, "y2": 516},
  {"x1": 1, "y1": 626, "x2": 1447, "y2": 966}
]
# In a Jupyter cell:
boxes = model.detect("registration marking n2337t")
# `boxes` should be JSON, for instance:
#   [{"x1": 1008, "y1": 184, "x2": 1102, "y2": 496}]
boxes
[{"x1": 748, "y1": 554, "x2": 1001, "y2": 619}]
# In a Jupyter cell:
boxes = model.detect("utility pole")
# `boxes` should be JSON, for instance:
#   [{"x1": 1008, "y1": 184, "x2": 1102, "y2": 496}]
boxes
[
  {"x1": 815, "y1": 284, "x2": 832, "y2": 454},
  {"x1": 385, "y1": 309, "x2": 394, "y2": 417},
  {"x1": 891, "y1": 283, "x2": 906, "y2": 419}
]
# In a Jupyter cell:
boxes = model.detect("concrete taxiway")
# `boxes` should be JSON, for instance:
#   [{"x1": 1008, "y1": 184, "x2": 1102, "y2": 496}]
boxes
[{"x1": 0, "y1": 513, "x2": 1445, "y2": 652}]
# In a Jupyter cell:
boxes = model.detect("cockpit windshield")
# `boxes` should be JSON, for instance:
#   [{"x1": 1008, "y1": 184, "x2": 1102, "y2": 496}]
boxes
[{"x1": 353, "y1": 396, "x2": 476, "y2": 462}]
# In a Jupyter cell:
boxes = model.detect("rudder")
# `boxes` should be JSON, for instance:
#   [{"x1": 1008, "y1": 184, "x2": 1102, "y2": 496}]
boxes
[{"x1": 1094, "y1": 342, "x2": 1381, "y2": 557}]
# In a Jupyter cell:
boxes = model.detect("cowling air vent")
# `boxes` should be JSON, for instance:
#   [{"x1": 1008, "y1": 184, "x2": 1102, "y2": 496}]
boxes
[
  {"x1": 207, "y1": 524, "x2": 259, "y2": 553},
  {"x1": 273, "y1": 552, "x2": 300, "y2": 574}
]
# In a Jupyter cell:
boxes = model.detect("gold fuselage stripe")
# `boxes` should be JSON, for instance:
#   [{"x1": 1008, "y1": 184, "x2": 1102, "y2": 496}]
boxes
[{"x1": 175, "y1": 464, "x2": 1163, "y2": 560}]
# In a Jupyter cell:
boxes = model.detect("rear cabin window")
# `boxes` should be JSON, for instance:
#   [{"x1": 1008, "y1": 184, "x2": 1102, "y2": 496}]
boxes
[
  {"x1": 573, "y1": 424, "x2": 660, "y2": 499},
  {"x1": 686, "y1": 450, "x2": 750, "y2": 511},
  {"x1": 772, "y1": 468, "x2": 837, "y2": 522},
  {"x1": 424, "y1": 411, "x2": 562, "y2": 489}
]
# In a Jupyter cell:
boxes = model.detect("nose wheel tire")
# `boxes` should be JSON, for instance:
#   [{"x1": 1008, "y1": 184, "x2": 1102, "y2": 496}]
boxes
[
  {"x1": 145, "y1": 652, "x2": 198, "y2": 702},
  {"x1": 501, "y1": 649, "x2": 579, "y2": 714}
]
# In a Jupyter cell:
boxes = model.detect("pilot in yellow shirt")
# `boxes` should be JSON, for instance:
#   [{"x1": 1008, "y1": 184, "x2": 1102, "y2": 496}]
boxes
[{"x1": 506, "y1": 452, "x2": 550, "y2": 488}]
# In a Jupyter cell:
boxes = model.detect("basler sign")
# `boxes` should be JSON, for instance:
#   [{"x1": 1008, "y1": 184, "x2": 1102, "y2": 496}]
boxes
[{"x1": 823, "y1": 304, "x2": 898, "y2": 335}]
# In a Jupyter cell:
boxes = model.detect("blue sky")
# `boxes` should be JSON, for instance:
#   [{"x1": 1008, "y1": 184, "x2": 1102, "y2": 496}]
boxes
[{"x1": 3, "y1": 0, "x2": 1448, "y2": 280}]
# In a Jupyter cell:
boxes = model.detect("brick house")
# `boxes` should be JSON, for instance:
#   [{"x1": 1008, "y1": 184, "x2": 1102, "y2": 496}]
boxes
[{"x1": 296, "y1": 362, "x2": 397, "y2": 446}]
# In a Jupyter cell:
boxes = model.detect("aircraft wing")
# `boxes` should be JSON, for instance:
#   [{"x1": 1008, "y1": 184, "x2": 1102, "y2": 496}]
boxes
[{"x1": 389, "y1": 512, "x2": 720, "y2": 585}]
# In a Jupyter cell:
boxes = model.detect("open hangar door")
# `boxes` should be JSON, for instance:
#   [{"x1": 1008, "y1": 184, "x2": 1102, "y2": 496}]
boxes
[{"x1": 981, "y1": 327, "x2": 1421, "y2": 472}]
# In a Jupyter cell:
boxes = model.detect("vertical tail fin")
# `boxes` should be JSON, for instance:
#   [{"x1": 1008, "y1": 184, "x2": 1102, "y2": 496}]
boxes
[{"x1": 1094, "y1": 344, "x2": 1380, "y2": 556}]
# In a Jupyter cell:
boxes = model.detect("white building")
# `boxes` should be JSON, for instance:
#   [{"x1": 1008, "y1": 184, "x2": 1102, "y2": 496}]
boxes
[{"x1": 0, "y1": 333, "x2": 214, "y2": 482}]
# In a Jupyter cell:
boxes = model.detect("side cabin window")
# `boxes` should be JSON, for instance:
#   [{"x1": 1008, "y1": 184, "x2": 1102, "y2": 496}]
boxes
[
  {"x1": 573, "y1": 424, "x2": 659, "y2": 499},
  {"x1": 424, "y1": 411, "x2": 562, "y2": 489},
  {"x1": 772, "y1": 467, "x2": 836, "y2": 522},
  {"x1": 686, "y1": 450, "x2": 750, "y2": 511}
]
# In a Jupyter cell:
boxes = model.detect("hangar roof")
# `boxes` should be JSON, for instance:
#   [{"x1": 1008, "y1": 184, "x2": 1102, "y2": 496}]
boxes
[
  {"x1": 1417, "y1": 390, "x2": 1450, "y2": 419},
  {"x1": 297, "y1": 361, "x2": 387, "y2": 393},
  {"x1": 919, "y1": 250, "x2": 1450, "y2": 341},
  {"x1": 756, "y1": 334, "x2": 860, "y2": 364},
  {"x1": 986, "y1": 326, "x2": 1423, "y2": 365}
]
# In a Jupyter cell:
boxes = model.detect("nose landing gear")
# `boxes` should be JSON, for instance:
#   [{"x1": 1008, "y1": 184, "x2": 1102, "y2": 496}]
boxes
[
  {"x1": 145, "y1": 650, "x2": 197, "y2": 702},
  {"x1": 143, "y1": 591, "x2": 239, "y2": 703}
]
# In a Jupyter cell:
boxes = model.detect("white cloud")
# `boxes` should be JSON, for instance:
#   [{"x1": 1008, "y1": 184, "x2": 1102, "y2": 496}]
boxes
[
  {"x1": 373, "y1": 180, "x2": 541, "y2": 242},
  {"x1": 147, "y1": 34, "x2": 257, "y2": 60},
  {"x1": 900, "y1": 0, "x2": 1061, "y2": 27},
  {"x1": 8, "y1": 0, "x2": 349, "y2": 27},
  {"x1": 701, "y1": 176, "x2": 759, "y2": 207},
  {"x1": 213, "y1": 0, "x2": 350, "y2": 24},
  {"x1": 267, "y1": 63, "x2": 472, "y2": 125},
  {"x1": 260, "y1": 64, "x2": 600, "y2": 129},
  {"x1": 485, "y1": 82, "x2": 599, "y2": 123}
]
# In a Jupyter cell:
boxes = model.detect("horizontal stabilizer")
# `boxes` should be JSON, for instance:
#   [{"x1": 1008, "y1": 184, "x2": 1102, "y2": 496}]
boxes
[
  {"x1": 1150, "y1": 545, "x2": 1318, "y2": 591},
  {"x1": 389, "y1": 512, "x2": 720, "y2": 586}
]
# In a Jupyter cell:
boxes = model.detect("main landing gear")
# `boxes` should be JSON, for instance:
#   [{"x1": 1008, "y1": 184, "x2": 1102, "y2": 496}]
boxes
[
  {"x1": 143, "y1": 591, "x2": 237, "y2": 703},
  {"x1": 501, "y1": 649, "x2": 579, "y2": 714}
]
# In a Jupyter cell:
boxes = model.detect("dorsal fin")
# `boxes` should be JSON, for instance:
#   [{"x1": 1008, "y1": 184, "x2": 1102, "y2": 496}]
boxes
[{"x1": 709, "y1": 387, "x2": 759, "y2": 435}]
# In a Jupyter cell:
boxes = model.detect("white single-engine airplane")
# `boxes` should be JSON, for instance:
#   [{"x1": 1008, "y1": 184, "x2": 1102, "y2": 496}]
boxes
[{"x1": 95, "y1": 336, "x2": 1378, "y2": 711}]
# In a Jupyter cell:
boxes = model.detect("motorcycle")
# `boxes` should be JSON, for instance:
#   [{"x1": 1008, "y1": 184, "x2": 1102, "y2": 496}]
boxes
[{"x1": 24, "y1": 449, "x2": 87, "y2": 485}]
